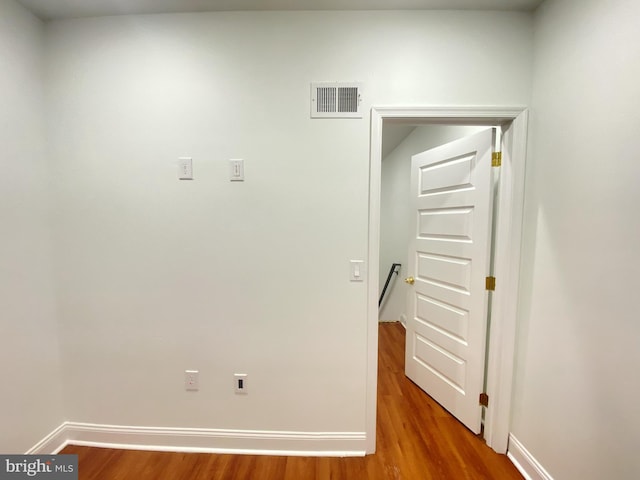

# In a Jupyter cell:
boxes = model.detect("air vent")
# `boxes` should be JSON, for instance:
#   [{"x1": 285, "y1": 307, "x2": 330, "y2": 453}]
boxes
[{"x1": 311, "y1": 82, "x2": 362, "y2": 118}]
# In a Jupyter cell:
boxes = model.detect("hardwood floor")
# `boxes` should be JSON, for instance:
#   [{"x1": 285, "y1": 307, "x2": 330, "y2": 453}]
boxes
[{"x1": 61, "y1": 322, "x2": 522, "y2": 479}]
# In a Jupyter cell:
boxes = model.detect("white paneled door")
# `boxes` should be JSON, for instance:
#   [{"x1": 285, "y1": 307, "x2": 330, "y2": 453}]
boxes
[{"x1": 405, "y1": 128, "x2": 496, "y2": 434}]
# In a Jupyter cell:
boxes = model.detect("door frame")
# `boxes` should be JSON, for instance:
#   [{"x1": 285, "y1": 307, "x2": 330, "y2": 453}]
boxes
[{"x1": 366, "y1": 106, "x2": 528, "y2": 454}]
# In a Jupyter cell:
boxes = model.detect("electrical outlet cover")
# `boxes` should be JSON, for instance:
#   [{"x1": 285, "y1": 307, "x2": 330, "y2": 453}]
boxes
[
  {"x1": 234, "y1": 373, "x2": 247, "y2": 394},
  {"x1": 185, "y1": 370, "x2": 199, "y2": 391}
]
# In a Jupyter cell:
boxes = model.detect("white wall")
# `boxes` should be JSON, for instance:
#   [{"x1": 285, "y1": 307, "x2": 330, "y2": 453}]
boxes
[
  {"x1": 511, "y1": 0, "x2": 640, "y2": 477},
  {"x1": 379, "y1": 125, "x2": 489, "y2": 322},
  {"x1": 0, "y1": 0, "x2": 64, "y2": 453},
  {"x1": 44, "y1": 10, "x2": 532, "y2": 444}
]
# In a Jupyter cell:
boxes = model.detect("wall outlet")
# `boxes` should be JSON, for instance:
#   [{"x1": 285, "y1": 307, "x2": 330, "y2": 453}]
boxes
[
  {"x1": 234, "y1": 373, "x2": 247, "y2": 394},
  {"x1": 185, "y1": 370, "x2": 199, "y2": 391}
]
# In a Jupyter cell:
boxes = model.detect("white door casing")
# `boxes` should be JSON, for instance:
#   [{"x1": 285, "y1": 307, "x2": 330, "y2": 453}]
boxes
[
  {"x1": 367, "y1": 106, "x2": 528, "y2": 455},
  {"x1": 405, "y1": 128, "x2": 495, "y2": 434}
]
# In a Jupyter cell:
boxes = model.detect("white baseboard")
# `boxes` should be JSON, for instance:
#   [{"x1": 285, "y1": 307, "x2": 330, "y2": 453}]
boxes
[
  {"x1": 26, "y1": 423, "x2": 69, "y2": 454},
  {"x1": 507, "y1": 434, "x2": 554, "y2": 480},
  {"x1": 29, "y1": 422, "x2": 367, "y2": 457}
]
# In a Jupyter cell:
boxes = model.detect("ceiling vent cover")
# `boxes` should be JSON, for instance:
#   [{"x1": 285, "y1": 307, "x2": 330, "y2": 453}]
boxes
[{"x1": 311, "y1": 82, "x2": 362, "y2": 118}]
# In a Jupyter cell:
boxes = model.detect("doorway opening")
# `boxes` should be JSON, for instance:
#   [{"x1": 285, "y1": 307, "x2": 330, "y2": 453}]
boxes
[
  {"x1": 378, "y1": 124, "x2": 492, "y2": 324},
  {"x1": 366, "y1": 107, "x2": 528, "y2": 455}
]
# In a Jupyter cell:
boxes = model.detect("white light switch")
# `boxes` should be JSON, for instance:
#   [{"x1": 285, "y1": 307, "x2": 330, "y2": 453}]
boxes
[
  {"x1": 178, "y1": 157, "x2": 193, "y2": 180},
  {"x1": 350, "y1": 260, "x2": 365, "y2": 282},
  {"x1": 230, "y1": 159, "x2": 244, "y2": 181}
]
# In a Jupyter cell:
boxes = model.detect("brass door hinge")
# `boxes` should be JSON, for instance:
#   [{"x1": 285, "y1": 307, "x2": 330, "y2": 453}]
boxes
[
  {"x1": 479, "y1": 393, "x2": 489, "y2": 407},
  {"x1": 492, "y1": 152, "x2": 502, "y2": 167},
  {"x1": 485, "y1": 276, "x2": 496, "y2": 291}
]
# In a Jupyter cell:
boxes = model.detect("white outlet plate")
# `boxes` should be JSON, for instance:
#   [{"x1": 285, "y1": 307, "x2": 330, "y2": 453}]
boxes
[
  {"x1": 234, "y1": 373, "x2": 247, "y2": 394},
  {"x1": 185, "y1": 370, "x2": 199, "y2": 391}
]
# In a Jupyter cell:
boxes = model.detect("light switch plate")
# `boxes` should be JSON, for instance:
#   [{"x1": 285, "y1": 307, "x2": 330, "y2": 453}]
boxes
[
  {"x1": 178, "y1": 157, "x2": 193, "y2": 180},
  {"x1": 350, "y1": 260, "x2": 365, "y2": 282},
  {"x1": 230, "y1": 159, "x2": 244, "y2": 181}
]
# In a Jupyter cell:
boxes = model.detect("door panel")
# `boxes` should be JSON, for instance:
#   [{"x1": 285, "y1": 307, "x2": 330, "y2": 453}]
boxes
[
  {"x1": 405, "y1": 128, "x2": 495, "y2": 434},
  {"x1": 418, "y1": 153, "x2": 474, "y2": 193},
  {"x1": 416, "y1": 253, "x2": 471, "y2": 292},
  {"x1": 415, "y1": 294, "x2": 469, "y2": 342},
  {"x1": 413, "y1": 334, "x2": 466, "y2": 390},
  {"x1": 417, "y1": 207, "x2": 473, "y2": 240}
]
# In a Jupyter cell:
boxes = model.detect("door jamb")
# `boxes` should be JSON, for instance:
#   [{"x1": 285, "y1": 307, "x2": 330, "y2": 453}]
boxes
[{"x1": 366, "y1": 106, "x2": 528, "y2": 454}]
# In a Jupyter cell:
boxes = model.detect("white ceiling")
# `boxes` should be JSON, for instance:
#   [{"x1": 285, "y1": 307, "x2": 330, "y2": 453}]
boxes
[{"x1": 18, "y1": 0, "x2": 545, "y2": 21}]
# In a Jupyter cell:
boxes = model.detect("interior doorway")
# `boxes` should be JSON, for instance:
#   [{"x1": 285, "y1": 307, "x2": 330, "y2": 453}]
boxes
[
  {"x1": 378, "y1": 124, "x2": 491, "y2": 324},
  {"x1": 365, "y1": 106, "x2": 529, "y2": 455}
]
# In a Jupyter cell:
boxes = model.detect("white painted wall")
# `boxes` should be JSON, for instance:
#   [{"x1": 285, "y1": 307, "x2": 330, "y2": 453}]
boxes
[
  {"x1": 44, "y1": 10, "x2": 532, "y2": 444},
  {"x1": 379, "y1": 125, "x2": 489, "y2": 322},
  {"x1": 0, "y1": 0, "x2": 64, "y2": 453},
  {"x1": 511, "y1": 0, "x2": 640, "y2": 478}
]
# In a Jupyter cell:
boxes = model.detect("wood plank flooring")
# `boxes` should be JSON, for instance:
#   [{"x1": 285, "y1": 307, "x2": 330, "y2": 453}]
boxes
[{"x1": 61, "y1": 322, "x2": 522, "y2": 479}]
